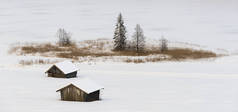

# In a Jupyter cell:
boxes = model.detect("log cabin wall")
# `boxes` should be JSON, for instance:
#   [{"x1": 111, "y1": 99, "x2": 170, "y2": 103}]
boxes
[
  {"x1": 47, "y1": 66, "x2": 65, "y2": 78},
  {"x1": 60, "y1": 85, "x2": 86, "y2": 101},
  {"x1": 65, "y1": 71, "x2": 77, "y2": 78},
  {"x1": 86, "y1": 90, "x2": 100, "y2": 101}
]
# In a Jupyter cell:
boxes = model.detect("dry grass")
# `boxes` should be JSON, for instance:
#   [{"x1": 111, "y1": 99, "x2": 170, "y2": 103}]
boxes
[
  {"x1": 19, "y1": 59, "x2": 60, "y2": 66},
  {"x1": 123, "y1": 49, "x2": 216, "y2": 63},
  {"x1": 10, "y1": 39, "x2": 217, "y2": 64},
  {"x1": 21, "y1": 43, "x2": 75, "y2": 54},
  {"x1": 163, "y1": 49, "x2": 216, "y2": 60},
  {"x1": 124, "y1": 58, "x2": 145, "y2": 63}
]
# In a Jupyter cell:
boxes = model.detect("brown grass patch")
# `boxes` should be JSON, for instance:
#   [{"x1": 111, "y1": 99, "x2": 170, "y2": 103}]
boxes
[
  {"x1": 163, "y1": 49, "x2": 216, "y2": 60},
  {"x1": 123, "y1": 49, "x2": 216, "y2": 63},
  {"x1": 10, "y1": 39, "x2": 217, "y2": 64},
  {"x1": 124, "y1": 58, "x2": 145, "y2": 63},
  {"x1": 19, "y1": 59, "x2": 60, "y2": 66}
]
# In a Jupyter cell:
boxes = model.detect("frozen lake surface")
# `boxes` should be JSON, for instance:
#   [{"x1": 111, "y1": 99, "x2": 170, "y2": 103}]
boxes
[{"x1": 1, "y1": 0, "x2": 238, "y2": 52}]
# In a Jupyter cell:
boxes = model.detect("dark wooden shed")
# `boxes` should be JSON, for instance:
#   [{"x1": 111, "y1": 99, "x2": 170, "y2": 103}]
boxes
[
  {"x1": 56, "y1": 79, "x2": 104, "y2": 102},
  {"x1": 45, "y1": 61, "x2": 78, "y2": 78}
]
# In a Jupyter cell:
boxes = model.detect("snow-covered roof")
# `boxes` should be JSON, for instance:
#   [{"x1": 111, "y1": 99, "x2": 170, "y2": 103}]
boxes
[
  {"x1": 57, "y1": 78, "x2": 104, "y2": 94},
  {"x1": 48, "y1": 61, "x2": 78, "y2": 74}
]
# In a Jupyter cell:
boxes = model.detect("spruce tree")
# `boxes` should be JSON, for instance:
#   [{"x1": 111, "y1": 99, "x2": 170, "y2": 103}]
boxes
[
  {"x1": 113, "y1": 13, "x2": 127, "y2": 51},
  {"x1": 132, "y1": 24, "x2": 145, "y2": 52},
  {"x1": 160, "y1": 36, "x2": 168, "y2": 52}
]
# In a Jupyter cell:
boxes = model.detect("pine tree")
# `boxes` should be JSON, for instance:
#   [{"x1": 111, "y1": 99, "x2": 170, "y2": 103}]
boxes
[
  {"x1": 132, "y1": 24, "x2": 146, "y2": 52},
  {"x1": 160, "y1": 36, "x2": 168, "y2": 52},
  {"x1": 113, "y1": 13, "x2": 127, "y2": 51}
]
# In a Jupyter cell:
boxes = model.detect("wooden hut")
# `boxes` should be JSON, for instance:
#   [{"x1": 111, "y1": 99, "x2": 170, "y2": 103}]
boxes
[
  {"x1": 45, "y1": 61, "x2": 78, "y2": 78},
  {"x1": 56, "y1": 78, "x2": 104, "y2": 102}
]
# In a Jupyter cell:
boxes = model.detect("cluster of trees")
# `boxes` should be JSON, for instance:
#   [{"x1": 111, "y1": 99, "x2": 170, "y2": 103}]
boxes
[
  {"x1": 55, "y1": 13, "x2": 168, "y2": 52},
  {"x1": 160, "y1": 36, "x2": 168, "y2": 52},
  {"x1": 56, "y1": 28, "x2": 72, "y2": 46},
  {"x1": 113, "y1": 13, "x2": 168, "y2": 52}
]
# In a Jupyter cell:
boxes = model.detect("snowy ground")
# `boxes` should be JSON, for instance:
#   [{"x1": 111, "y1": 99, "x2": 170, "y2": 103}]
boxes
[
  {"x1": 1, "y1": 48, "x2": 238, "y2": 112},
  {"x1": 1, "y1": 58, "x2": 238, "y2": 112},
  {"x1": 1, "y1": 0, "x2": 238, "y2": 112}
]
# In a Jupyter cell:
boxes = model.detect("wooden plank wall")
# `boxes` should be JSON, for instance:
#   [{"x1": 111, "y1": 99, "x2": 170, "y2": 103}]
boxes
[
  {"x1": 60, "y1": 85, "x2": 86, "y2": 101},
  {"x1": 47, "y1": 66, "x2": 65, "y2": 78}
]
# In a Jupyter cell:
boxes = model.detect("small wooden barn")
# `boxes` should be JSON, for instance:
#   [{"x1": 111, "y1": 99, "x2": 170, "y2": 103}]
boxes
[
  {"x1": 56, "y1": 79, "x2": 104, "y2": 102},
  {"x1": 45, "y1": 61, "x2": 78, "y2": 78}
]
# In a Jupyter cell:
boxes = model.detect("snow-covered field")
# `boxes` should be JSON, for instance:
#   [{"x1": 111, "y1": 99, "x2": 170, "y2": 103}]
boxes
[
  {"x1": 1, "y1": 0, "x2": 238, "y2": 112},
  {"x1": 1, "y1": 58, "x2": 238, "y2": 112}
]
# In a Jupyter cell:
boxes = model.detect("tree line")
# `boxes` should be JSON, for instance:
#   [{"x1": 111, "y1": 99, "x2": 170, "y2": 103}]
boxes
[
  {"x1": 55, "y1": 13, "x2": 168, "y2": 52},
  {"x1": 113, "y1": 13, "x2": 168, "y2": 52}
]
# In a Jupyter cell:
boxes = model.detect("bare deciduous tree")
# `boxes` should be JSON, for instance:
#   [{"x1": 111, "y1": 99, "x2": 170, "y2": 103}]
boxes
[
  {"x1": 131, "y1": 24, "x2": 146, "y2": 52},
  {"x1": 113, "y1": 13, "x2": 127, "y2": 51},
  {"x1": 56, "y1": 28, "x2": 72, "y2": 46},
  {"x1": 160, "y1": 36, "x2": 168, "y2": 52}
]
